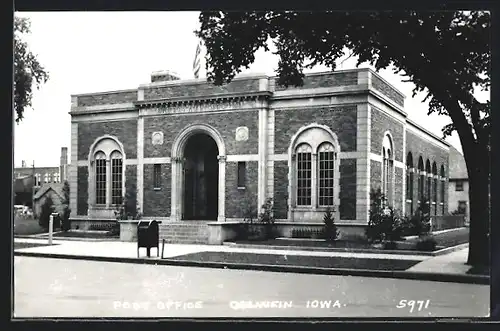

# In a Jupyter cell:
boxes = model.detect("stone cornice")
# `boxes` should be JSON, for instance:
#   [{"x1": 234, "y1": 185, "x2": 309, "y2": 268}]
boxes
[{"x1": 135, "y1": 91, "x2": 272, "y2": 109}]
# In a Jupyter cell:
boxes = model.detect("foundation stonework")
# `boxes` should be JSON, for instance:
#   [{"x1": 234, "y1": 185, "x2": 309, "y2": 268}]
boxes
[{"x1": 69, "y1": 68, "x2": 450, "y2": 244}]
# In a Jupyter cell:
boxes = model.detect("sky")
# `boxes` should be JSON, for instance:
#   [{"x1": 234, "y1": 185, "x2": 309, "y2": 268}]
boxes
[{"x1": 13, "y1": 11, "x2": 487, "y2": 168}]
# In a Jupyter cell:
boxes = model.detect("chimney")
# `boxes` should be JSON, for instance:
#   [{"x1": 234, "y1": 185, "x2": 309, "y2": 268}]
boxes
[
  {"x1": 151, "y1": 70, "x2": 181, "y2": 83},
  {"x1": 60, "y1": 147, "x2": 68, "y2": 181}
]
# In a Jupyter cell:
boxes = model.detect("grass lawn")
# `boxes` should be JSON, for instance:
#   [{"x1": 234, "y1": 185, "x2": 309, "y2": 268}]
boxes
[
  {"x1": 169, "y1": 252, "x2": 420, "y2": 271},
  {"x1": 14, "y1": 215, "x2": 47, "y2": 235},
  {"x1": 14, "y1": 242, "x2": 58, "y2": 250},
  {"x1": 230, "y1": 227, "x2": 469, "y2": 252}
]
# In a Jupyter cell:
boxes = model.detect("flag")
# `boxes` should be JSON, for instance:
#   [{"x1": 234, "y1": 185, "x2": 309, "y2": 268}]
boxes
[{"x1": 193, "y1": 40, "x2": 202, "y2": 79}]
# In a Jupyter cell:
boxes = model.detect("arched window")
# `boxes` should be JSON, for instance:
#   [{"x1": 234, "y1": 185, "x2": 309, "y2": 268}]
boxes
[
  {"x1": 318, "y1": 143, "x2": 335, "y2": 207},
  {"x1": 382, "y1": 134, "x2": 394, "y2": 206},
  {"x1": 432, "y1": 162, "x2": 438, "y2": 215},
  {"x1": 90, "y1": 137, "x2": 126, "y2": 207},
  {"x1": 425, "y1": 160, "x2": 432, "y2": 206},
  {"x1": 296, "y1": 143, "x2": 312, "y2": 206},
  {"x1": 95, "y1": 151, "x2": 107, "y2": 205},
  {"x1": 417, "y1": 157, "x2": 424, "y2": 207},
  {"x1": 111, "y1": 150, "x2": 123, "y2": 205},
  {"x1": 291, "y1": 125, "x2": 339, "y2": 210},
  {"x1": 406, "y1": 152, "x2": 414, "y2": 215},
  {"x1": 440, "y1": 165, "x2": 446, "y2": 214}
]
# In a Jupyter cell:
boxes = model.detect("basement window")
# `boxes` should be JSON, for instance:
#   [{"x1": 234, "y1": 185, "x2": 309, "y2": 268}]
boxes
[
  {"x1": 237, "y1": 162, "x2": 246, "y2": 189},
  {"x1": 153, "y1": 164, "x2": 162, "y2": 189}
]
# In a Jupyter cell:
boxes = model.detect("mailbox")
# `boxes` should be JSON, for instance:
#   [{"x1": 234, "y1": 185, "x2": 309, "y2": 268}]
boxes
[{"x1": 137, "y1": 220, "x2": 160, "y2": 258}]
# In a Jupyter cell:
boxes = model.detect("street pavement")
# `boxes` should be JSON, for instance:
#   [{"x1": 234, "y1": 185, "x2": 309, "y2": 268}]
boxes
[{"x1": 14, "y1": 256, "x2": 489, "y2": 318}]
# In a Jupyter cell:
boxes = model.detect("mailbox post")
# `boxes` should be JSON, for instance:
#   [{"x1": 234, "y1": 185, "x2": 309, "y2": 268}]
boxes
[
  {"x1": 49, "y1": 212, "x2": 58, "y2": 245},
  {"x1": 137, "y1": 220, "x2": 160, "y2": 258}
]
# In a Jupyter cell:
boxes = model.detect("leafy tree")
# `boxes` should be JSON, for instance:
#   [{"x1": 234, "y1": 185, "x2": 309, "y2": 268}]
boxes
[
  {"x1": 39, "y1": 195, "x2": 57, "y2": 230},
  {"x1": 14, "y1": 16, "x2": 49, "y2": 123},
  {"x1": 60, "y1": 180, "x2": 71, "y2": 231},
  {"x1": 196, "y1": 11, "x2": 490, "y2": 266}
]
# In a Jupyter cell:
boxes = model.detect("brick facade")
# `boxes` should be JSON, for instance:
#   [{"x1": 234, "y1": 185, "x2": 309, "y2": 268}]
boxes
[
  {"x1": 339, "y1": 159, "x2": 357, "y2": 220},
  {"x1": 143, "y1": 78, "x2": 261, "y2": 100},
  {"x1": 224, "y1": 161, "x2": 258, "y2": 218},
  {"x1": 143, "y1": 111, "x2": 259, "y2": 158},
  {"x1": 70, "y1": 68, "x2": 451, "y2": 243},
  {"x1": 143, "y1": 164, "x2": 171, "y2": 217},
  {"x1": 394, "y1": 167, "x2": 404, "y2": 211},
  {"x1": 125, "y1": 165, "x2": 137, "y2": 215},
  {"x1": 405, "y1": 130, "x2": 449, "y2": 215},
  {"x1": 77, "y1": 120, "x2": 138, "y2": 160},
  {"x1": 273, "y1": 161, "x2": 289, "y2": 220},
  {"x1": 370, "y1": 106, "x2": 404, "y2": 162},
  {"x1": 77, "y1": 166, "x2": 88, "y2": 216},
  {"x1": 274, "y1": 106, "x2": 358, "y2": 154},
  {"x1": 77, "y1": 91, "x2": 138, "y2": 107},
  {"x1": 275, "y1": 72, "x2": 357, "y2": 91}
]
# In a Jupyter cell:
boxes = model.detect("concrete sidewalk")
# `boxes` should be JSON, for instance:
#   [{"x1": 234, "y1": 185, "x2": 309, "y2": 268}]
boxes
[{"x1": 13, "y1": 237, "x2": 488, "y2": 285}]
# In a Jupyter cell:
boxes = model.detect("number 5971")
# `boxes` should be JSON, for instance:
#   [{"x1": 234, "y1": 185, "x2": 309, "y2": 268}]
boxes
[{"x1": 396, "y1": 299, "x2": 430, "y2": 313}]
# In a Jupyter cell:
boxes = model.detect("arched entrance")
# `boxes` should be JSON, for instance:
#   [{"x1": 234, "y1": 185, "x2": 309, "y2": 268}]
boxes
[
  {"x1": 182, "y1": 133, "x2": 219, "y2": 220},
  {"x1": 170, "y1": 124, "x2": 226, "y2": 223}
]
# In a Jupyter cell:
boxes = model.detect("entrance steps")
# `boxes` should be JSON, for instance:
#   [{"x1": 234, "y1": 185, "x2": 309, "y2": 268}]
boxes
[{"x1": 159, "y1": 221, "x2": 210, "y2": 244}]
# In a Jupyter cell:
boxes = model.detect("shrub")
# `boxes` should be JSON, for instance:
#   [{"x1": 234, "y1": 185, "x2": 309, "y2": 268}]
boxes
[
  {"x1": 383, "y1": 241, "x2": 398, "y2": 250},
  {"x1": 238, "y1": 197, "x2": 258, "y2": 240},
  {"x1": 114, "y1": 185, "x2": 142, "y2": 221},
  {"x1": 402, "y1": 208, "x2": 431, "y2": 237},
  {"x1": 258, "y1": 198, "x2": 276, "y2": 239},
  {"x1": 38, "y1": 196, "x2": 59, "y2": 230},
  {"x1": 323, "y1": 207, "x2": 339, "y2": 242},
  {"x1": 365, "y1": 188, "x2": 404, "y2": 243},
  {"x1": 416, "y1": 236, "x2": 438, "y2": 251}
]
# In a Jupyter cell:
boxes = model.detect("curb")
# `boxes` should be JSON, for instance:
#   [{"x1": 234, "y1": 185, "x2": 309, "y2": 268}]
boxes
[
  {"x1": 14, "y1": 235, "x2": 119, "y2": 242},
  {"x1": 14, "y1": 251, "x2": 489, "y2": 285},
  {"x1": 223, "y1": 242, "x2": 469, "y2": 257}
]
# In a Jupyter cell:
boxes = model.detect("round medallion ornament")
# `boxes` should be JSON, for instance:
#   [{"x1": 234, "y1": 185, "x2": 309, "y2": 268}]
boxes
[
  {"x1": 152, "y1": 132, "x2": 164, "y2": 145},
  {"x1": 235, "y1": 126, "x2": 249, "y2": 142}
]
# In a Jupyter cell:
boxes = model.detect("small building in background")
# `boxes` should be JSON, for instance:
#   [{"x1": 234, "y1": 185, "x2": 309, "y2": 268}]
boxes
[
  {"x1": 14, "y1": 147, "x2": 69, "y2": 187},
  {"x1": 32, "y1": 183, "x2": 65, "y2": 219},
  {"x1": 447, "y1": 145, "x2": 469, "y2": 222},
  {"x1": 14, "y1": 147, "x2": 70, "y2": 208}
]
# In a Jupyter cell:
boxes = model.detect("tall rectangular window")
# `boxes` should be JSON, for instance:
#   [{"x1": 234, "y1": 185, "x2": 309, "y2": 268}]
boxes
[
  {"x1": 296, "y1": 151, "x2": 312, "y2": 206},
  {"x1": 418, "y1": 174, "x2": 424, "y2": 203},
  {"x1": 406, "y1": 170, "x2": 414, "y2": 215},
  {"x1": 440, "y1": 179, "x2": 445, "y2": 214},
  {"x1": 237, "y1": 162, "x2": 246, "y2": 188},
  {"x1": 426, "y1": 176, "x2": 432, "y2": 204},
  {"x1": 95, "y1": 159, "x2": 107, "y2": 205},
  {"x1": 318, "y1": 145, "x2": 335, "y2": 206},
  {"x1": 154, "y1": 164, "x2": 162, "y2": 189},
  {"x1": 433, "y1": 177, "x2": 438, "y2": 215},
  {"x1": 111, "y1": 158, "x2": 123, "y2": 205}
]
